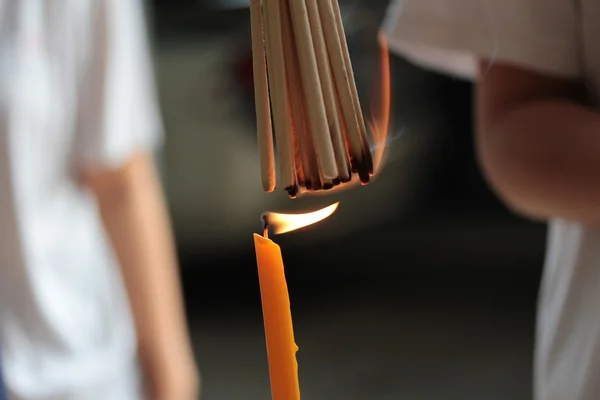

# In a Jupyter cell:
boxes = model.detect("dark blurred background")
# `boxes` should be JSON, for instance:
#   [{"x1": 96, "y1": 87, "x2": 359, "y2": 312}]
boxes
[{"x1": 148, "y1": 0, "x2": 546, "y2": 398}]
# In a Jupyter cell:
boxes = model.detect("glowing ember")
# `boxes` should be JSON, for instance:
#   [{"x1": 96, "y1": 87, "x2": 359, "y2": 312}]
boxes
[{"x1": 263, "y1": 202, "x2": 340, "y2": 235}]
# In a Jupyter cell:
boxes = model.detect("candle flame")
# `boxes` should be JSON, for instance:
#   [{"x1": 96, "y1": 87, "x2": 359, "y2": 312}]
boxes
[{"x1": 265, "y1": 202, "x2": 340, "y2": 235}]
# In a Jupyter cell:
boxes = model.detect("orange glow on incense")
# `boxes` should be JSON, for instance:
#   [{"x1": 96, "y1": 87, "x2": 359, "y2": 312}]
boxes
[
  {"x1": 254, "y1": 203, "x2": 340, "y2": 400},
  {"x1": 370, "y1": 32, "x2": 391, "y2": 172},
  {"x1": 299, "y1": 32, "x2": 391, "y2": 196}
]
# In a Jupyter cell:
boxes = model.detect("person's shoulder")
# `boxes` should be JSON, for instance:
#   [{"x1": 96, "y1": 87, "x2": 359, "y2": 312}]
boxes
[{"x1": 382, "y1": 0, "x2": 581, "y2": 81}]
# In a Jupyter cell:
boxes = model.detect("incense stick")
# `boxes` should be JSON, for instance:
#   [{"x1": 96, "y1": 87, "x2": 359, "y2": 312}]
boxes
[
  {"x1": 289, "y1": 0, "x2": 338, "y2": 186},
  {"x1": 281, "y1": 0, "x2": 306, "y2": 189},
  {"x1": 305, "y1": 0, "x2": 351, "y2": 184},
  {"x1": 298, "y1": 67, "x2": 323, "y2": 191},
  {"x1": 263, "y1": 0, "x2": 297, "y2": 195},
  {"x1": 281, "y1": 0, "x2": 321, "y2": 192},
  {"x1": 332, "y1": 69, "x2": 353, "y2": 183},
  {"x1": 251, "y1": 0, "x2": 376, "y2": 195},
  {"x1": 250, "y1": 0, "x2": 276, "y2": 192},
  {"x1": 330, "y1": 0, "x2": 373, "y2": 178},
  {"x1": 318, "y1": 0, "x2": 370, "y2": 184}
]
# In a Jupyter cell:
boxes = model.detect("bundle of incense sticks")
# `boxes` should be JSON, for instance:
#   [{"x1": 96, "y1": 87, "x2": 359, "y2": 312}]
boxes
[{"x1": 250, "y1": 0, "x2": 373, "y2": 198}]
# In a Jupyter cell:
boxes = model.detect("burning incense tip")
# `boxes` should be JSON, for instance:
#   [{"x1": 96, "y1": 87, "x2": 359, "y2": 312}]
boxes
[
  {"x1": 261, "y1": 202, "x2": 340, "y2": 235},
  {"x1": 358, "y1": 169, "x2": 370, "y2": 185},
  {"x1": 287, "y1": 186, "x2": 299, "y2": 199}
]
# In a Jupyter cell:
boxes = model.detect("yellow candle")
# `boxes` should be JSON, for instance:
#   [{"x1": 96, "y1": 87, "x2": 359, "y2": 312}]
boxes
[
  {"x1": 254, "y1": 202, "x2": 339, "y2": 399},
  {"x1": 254, "y1": 233, "x2": 301, "y2": 400}
]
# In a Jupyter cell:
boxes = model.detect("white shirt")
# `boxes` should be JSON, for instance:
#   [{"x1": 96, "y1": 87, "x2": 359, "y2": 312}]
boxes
[
  {"x1": 0, "y1": 0, "x2": 162, "y2": 399},
  {"x1": 384, "y1": 1, "x2": 600, "y2": 399}
]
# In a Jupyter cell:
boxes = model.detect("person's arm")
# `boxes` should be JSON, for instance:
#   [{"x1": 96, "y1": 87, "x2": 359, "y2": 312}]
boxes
[
  {"x1": 82, "y1": 152, "x2": 199, "y2": 400},
  {"x1": 476, "y1": 61, "x2": 600, "y2": 224}
]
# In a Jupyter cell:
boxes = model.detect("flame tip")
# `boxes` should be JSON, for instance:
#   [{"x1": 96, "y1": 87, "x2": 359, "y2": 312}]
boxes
[{"x1": 265, "y1": 202, "x2": 340, "y2": 235}]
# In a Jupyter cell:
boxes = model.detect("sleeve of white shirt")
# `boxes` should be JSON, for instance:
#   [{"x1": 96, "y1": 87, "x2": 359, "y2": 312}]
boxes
[
  {"x1": 382, "y1": 0, "x2": 581, "y2": 81},
  {"x1": 73, "y1": 0, "x2": 163, "y2": 169}
]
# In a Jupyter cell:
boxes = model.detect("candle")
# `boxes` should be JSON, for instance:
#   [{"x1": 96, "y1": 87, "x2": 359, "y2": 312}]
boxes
[
  {"x1": 254, "y1": 233, "x2": 300, "y2": 400},
  {"x1": 254, "y1": 202, "x2": 339, "y2": 399}
]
